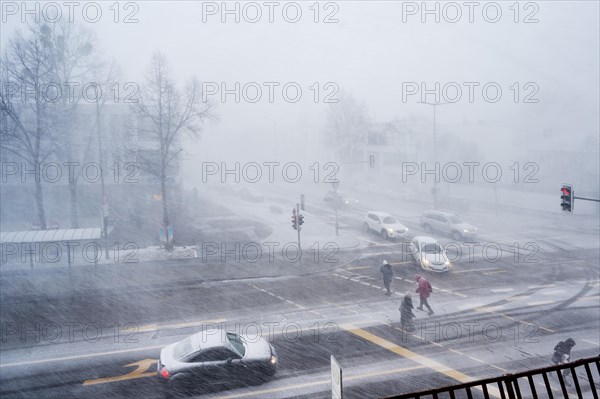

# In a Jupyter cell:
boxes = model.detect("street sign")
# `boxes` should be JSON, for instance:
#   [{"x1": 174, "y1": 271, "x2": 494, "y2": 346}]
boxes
[{"x1": 331, "y1": 355, "x2": 342, "y2": 399}]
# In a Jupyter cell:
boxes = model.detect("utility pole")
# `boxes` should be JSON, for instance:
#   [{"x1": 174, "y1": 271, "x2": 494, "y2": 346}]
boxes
[
  {"x1": 419, "y1": 101, "x2": 449, "y2": 210},
  {"x1": 96, "y1": 102, "x2": 109, "y2": 259}
]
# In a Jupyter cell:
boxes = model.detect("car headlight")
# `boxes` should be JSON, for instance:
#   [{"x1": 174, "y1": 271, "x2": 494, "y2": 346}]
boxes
[
  {"x1": 270, "y1": 355, "x2": 278, "y2": 365},
  {"x1": 387, "y1": 228, "x2": 394, "y2": 233},
  {"x1": 463, "y1": 229, "x2": 469, "y2": 233},
  {"x1": 422, "y1": 258, "x2": 430, "y2": 265}
]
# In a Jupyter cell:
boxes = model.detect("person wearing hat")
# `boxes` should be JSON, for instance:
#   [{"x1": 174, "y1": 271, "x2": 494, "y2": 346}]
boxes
[
  {"x1": 380, "y1": 260, "x2": 394, "y2": 296},
  {"x1": 415, "y1": 275, "x2": 434, "y2": 315},
  {"x1": 552, "y1": 338, "x2": 576, "y2": 384},
  {"x1": 400, "y1": 291, "x2": 416, "y2": 331}
]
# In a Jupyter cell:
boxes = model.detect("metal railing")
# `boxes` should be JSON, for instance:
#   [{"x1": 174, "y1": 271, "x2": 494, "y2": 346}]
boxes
[{"x1": 391, "y1": 355, "x2": 600, "y2": 399}]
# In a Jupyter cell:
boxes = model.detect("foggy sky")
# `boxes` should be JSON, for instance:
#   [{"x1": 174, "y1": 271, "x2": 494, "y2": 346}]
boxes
[{"x1": 1, "y1": 1, "x2": 599, "y2": 166}]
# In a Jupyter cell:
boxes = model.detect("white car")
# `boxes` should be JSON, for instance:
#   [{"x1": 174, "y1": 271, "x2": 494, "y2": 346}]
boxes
[
  {"x1": 363, "y1": 211, "x2": 409, "y2": 239},
  {"x1": 411, "y1": 236, "x2": 452, "y2": 272}
]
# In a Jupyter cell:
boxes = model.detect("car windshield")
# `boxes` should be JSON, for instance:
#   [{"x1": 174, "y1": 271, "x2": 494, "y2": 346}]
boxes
[
  {"x1": 382, "y1": 216, "x2": 397, "y2": 224},
  {"x1": 448, "y1": 216, "x2": 463, "y2": 224},
  {"x1": 423, "y1": 243, "x2": 443, "y2": 254},
  {"x1": 173, "y1": 336, "x2": 194, "y2": 360},
  {"x1": 227, "y1": 332, "x2": 246, "y2": 357}
]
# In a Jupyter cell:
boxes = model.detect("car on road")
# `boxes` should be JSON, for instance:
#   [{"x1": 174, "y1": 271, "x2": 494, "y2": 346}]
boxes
[
  {"x1": 363, "y1": 211, "x2": 409, "y2": 239},
  {"x1": 157, "y1": 329, "x2": 277, "y2": 392},
  {"x1": 420, "y1": 210, "x2": 477, "y2": 240},
  {"x1": 237, "y1": 187, "x2": 264, "y2": 202},
  {"x1": 411, "y1": 236, "x2": 452, "y2": 272},
  {"x1": 324, "y1": 190, "x2": 359, "y2": 209}
]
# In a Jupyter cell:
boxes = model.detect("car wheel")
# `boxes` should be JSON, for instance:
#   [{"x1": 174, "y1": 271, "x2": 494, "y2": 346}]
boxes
[
  {"x1": 452, "y1": 231, "x2": 463, "y2": 241},
  {"x1": 363, "y1": 223, "x2": 370, "y2": 233},
  {"x1": 381, "y1": 230, "x2": 389, "y2": 239},
  {"x1": 166, "y1": 374, "x2": 192, "y2": 397},
  {"x1": 423, "y1": 224, "x2": 432, "y2": 233}
]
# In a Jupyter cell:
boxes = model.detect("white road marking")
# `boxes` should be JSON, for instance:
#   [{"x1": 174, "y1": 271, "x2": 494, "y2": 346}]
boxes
[
  {"x1": 526, "y1": 300, "x2": 556, "y2": 306},
  {"x1": 490, "y1": 288, "x2": 515, "y2": 293},
  {"x1": 0, "y1": 345, "x2": 165, "y2": 367}
]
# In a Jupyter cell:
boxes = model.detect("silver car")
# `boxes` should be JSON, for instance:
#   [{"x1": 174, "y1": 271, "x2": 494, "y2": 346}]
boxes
[
  {"x1": 411, "y1": 236, "x2": 452, "y2": 272},
  {"x1": 420, "y1": 210, "x2": 477, "y2": 241},
  {"x1": 158, "y1": 329, "x2": 277, "y2": 391}
]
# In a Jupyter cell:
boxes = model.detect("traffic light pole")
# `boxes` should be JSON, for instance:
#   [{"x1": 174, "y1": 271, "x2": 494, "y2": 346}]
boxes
[
  {"x1": 296, "y1": 202, "x2": 301, "y2": 251},
  {"x1": 574, "y1": 196, "x2": 600, "y2": 202}
]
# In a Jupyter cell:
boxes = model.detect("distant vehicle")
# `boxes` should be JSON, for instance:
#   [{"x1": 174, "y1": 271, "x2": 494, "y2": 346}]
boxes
[
  {"x1": 363, "y1": 211, "x2": 409, "y2": 239},
  {"x1": 437, "y1": 196, "x2": 471, "y2": 212},
  {"x1": 237, "y1": 187, "x2": 264, "y2": 202},
  {"x1": 158, "y1": 329, "x2": 277, "y2": 392},
  {"x1": 324, "y1": 190, "x2": 359, "y2": 209},
  {"x1": 411, "y1": 236, "x2": 452, "y2": 272},
  {"x1": 420, "y1": 210, "x2": 477, "y2": 241}
]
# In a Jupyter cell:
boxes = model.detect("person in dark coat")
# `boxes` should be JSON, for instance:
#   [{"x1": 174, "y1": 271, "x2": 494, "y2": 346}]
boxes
[
  {"x1": 415, "y1": 275, "x2": 434, "y2": 315},
  {"x1": 552, "y1": 338, "x2": 576, "y2": 384},
  {"x1": 400, "y1": 291, "x2": 416, "y2": 330},
  {"x1": 380, "y1": 260, "x2": 393, "y2": 295}
]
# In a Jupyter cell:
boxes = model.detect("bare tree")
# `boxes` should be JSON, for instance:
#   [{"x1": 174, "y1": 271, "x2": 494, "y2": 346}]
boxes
[
  {"x1": 325, "y1": 91, "x2": 371, "y2": 163},
  {"x1": 0, "y1": 25, "x2": 56, "y2": 230},
  {"x1": 44, "y1": 21, "x2": 99, "y2": 228},
  {"x1": 133, "y1": 52, "x2": 215, "y2": 249}
]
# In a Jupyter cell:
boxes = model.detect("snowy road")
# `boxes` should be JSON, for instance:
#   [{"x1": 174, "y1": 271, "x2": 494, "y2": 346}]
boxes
[{"x1": 1, "y1": 233, "x2": 598, "y2": 398}]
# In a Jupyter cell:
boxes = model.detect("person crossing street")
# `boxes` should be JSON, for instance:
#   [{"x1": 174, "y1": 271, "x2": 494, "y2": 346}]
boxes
[
  {"x1": 415, "y1": 275, "x2": 434, "y2": 315},
  {"x1": 380, "y1": 260, "x2": 393, "y2": 296}
]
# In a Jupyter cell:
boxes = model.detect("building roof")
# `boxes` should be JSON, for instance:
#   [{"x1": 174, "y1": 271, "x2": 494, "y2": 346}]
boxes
[{"x1": 0, "y1": 228, "x2": 102, "y2": 244}]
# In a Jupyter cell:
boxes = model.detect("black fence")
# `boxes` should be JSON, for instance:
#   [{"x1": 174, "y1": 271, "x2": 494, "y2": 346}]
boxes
[{"x1": 392, "y1": 356, "x2": 600, "y2": 399}]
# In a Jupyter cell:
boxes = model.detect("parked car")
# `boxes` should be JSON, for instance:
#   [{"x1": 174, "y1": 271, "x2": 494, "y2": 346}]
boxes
[
  {"x1": 324, "y1": 190, "x2": 359, "y2": 209},
  {"x1": 420, "y1": 210, "x2": 477, "y2": 241},
  {"x1": 411, "y1": 236, "x2": 452, "y2": 272},
  {"x1": 363, "y1": 211, "x2": 409, "y2": 239},
  {"x1": 158, "y1": 329, "x2": 277, "y2": 392}
]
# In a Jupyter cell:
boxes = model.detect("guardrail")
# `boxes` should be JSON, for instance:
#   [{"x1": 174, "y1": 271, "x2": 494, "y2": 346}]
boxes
[{"x1": 391, "y1": 355, "x2": 600, "y2": 399}]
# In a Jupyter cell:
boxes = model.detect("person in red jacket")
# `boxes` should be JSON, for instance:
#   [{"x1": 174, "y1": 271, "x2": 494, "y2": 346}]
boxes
[{"x1": 415, "y1": 275, "x2": 434, "y2": 315}]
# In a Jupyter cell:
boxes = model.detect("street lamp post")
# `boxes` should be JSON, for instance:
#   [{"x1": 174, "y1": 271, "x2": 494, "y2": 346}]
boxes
[
  {"x1": 264, "y1": 117, "x2": 280, "y2": 161},
  {"x1": 419, "y1": 101, "x2": 449, "y2": 210}
]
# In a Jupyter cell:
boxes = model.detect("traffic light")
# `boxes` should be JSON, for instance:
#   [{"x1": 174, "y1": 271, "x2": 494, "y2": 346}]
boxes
[
  {"x1": 298, "y1": 214, "x2": 304, "y2": 226},
  {"x1": 292, "y1": 209, "x2": 298, "y2": 230},
  {"x1": 561, "y1": 185, "x2": 573, "y2": 213}
]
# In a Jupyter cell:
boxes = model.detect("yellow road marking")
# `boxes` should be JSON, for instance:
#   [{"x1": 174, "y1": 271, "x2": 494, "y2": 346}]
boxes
[
  {"x1": 215, "y1": 365, "x2": 426, "y2": 399},
  {"x1": 484, "y1": 270, "x2": 507, "y2": 275},
  {"x1": 83, "y1": 359, "x2": 157, "y2": 386},
  {"x1": 348, "y1": 266, "x2": 370, "y2": 270},
  {"x1": 346, "y1": 326, "x2": 501, "y2": 398}
]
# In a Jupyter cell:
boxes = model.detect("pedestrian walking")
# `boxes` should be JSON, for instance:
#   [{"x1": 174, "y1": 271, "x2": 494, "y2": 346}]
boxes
[
  {"x1": 400, "y1": 291, "x2": 416, "y2": 330},
  {"x1": 415, "y1": 275, "x2": 434, "y2": 315},
  {"x1": 552, "y1": 338, "x2": 576, "y2": 385},
  {"x1": 380, "y1": 260, "x2": 393, "y2": 296}
]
